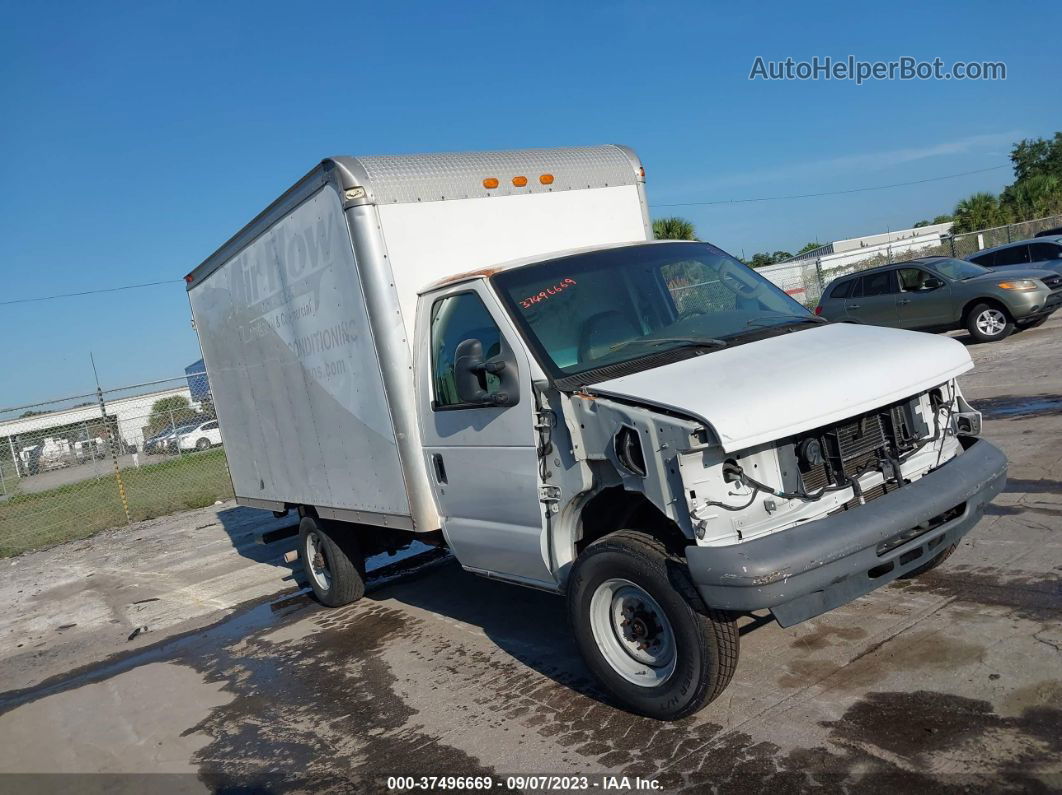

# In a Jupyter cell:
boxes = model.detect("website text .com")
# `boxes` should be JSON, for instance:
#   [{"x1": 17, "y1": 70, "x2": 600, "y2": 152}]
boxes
[{"x1": 749, "y1": 56, "x2": 1006, "y2": 85}]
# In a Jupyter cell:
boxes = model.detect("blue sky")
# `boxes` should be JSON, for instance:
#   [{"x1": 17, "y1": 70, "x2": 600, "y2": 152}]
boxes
[{"x1": 2, "y1": 1, "x2": 1059, "y2": 406}]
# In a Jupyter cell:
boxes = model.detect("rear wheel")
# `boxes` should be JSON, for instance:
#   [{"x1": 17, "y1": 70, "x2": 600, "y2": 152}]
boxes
[
  {"x1": 966, "y1": 303, "x2": 1013, "y2": 343},
  {"x1": 567, "y1": 530, "x2": 738, "y2": 720},
  {"x1": 299, "y1": 517, "x2": 365, "y2": 607},
  {"x1": 195, "y1": 437, "x2": 210, "y2": 450}
]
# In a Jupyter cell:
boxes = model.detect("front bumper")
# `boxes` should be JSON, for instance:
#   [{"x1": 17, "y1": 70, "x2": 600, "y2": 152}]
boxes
[
  {"x1": 685, "y1": 438, "x2": 1007, "y2": 627},
  {"x1": 1031, "y1": 289, "x2": 1062, "y2": 318},
  {"x1": 1012, "y1": 288, "x2": 1062, "y2": 320}
]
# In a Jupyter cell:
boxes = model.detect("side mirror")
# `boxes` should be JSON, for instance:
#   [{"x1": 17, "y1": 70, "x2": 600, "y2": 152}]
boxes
[
  {"x1": 453, "y1": 339, "x2": 515, "y2": 407},
  {"x1": 922, "y1": 277, "x2": 945, "y2": 290}
]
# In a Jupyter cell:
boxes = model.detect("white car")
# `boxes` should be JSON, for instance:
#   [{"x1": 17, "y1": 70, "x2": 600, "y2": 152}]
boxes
[{"x1": 177, "y1": 419, "x2": 222, "y2": 451}]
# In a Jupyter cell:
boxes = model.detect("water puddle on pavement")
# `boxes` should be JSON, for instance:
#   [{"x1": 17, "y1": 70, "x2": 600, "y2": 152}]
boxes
[{"x1": 975, "y1": 394, "x2": 1062, "y2": 420}]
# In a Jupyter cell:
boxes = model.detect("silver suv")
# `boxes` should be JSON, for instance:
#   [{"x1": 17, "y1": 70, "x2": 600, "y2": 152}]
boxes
[{"x1": 816, "y1": 257, "x2": 1062, "y2": 342}]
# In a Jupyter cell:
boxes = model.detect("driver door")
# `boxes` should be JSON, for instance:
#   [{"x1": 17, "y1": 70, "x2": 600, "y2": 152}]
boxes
[
  {"x1": 414, "y1": 282, "x2": 554, "y2": 587},
  {"x1": 896, "y1": 267, "x2": 952, "y2": 329}
]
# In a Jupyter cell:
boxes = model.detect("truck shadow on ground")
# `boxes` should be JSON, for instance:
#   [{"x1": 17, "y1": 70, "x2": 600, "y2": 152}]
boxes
[
  {"x1": 364, "y1": 553, "x2": 777, "y2": 714},
  {"x1": 367, "y1": 559, "x2": 613, "y2": 705},
  {"x1": 215, "y1": 505, "x2": 301, "y2": 573}
]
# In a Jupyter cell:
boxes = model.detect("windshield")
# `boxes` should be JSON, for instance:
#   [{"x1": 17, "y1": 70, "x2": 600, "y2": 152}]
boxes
[
  {"x1": 929, "y1": 258, "x2": 989, "y2": 280},
  {"x1": 492, "y1": 242, "x2": 812, "y2": 380}
]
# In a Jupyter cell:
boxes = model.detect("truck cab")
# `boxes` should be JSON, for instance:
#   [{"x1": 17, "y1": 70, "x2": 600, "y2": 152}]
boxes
[{"x1": 411, "y1": 239, "x2": 1006, "y2": 718}]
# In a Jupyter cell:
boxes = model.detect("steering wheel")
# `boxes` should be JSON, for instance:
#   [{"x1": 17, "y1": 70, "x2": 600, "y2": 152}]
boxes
[{"x1": 720, "y1": 270, "x2": 759, "y2": 298}]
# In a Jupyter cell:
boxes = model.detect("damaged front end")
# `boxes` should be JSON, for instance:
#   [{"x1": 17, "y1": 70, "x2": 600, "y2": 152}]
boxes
[
  {"x1": 678, "y1": 381, "x2": 1006, "y2": 626},
  {"x1": 681, "y1": 382, "x2": 980, "y2": 547},
  {"x1": 565, "y1": 378, "x2": 1005, "y2": 628}
]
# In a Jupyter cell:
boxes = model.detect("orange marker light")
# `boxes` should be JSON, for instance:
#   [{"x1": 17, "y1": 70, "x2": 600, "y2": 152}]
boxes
[
  {"x1": 185, "y1": 274, "x2": 194, "y2": 283},
  {"x1": 539, "y1": 173, "x2": 554, "y2": 185},
  {"x1": 512, "y1": 175, "x2": 528, "y2": 187},
  {"x1": 483, "y1": 177, "x2": 499, "y2": 189}
]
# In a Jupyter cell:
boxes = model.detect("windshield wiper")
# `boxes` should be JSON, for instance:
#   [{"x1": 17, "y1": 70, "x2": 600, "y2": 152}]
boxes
[
  {"x1": 607, "y1": 336, "x2": 728, "y2": 354},
  {"x1": 745, "y1": 314, "x2": 827, "y2": 328}
]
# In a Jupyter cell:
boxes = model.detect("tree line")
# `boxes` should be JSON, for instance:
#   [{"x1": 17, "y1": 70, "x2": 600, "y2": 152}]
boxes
[{"x1": 937, "y1": 133, "x2": 1062, "y2": 233}]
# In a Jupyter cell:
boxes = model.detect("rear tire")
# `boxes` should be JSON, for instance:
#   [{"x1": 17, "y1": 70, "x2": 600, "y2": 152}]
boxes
[
  {"x1": 195, "y1": 437, "x2": 210, "y2": 450},
  {"x1": 567, "y1": 530, "x2": 739, "y2": 720},
  {"x1": 966, "y1": 303, "x2": 1013, "y2": 343},
  {"x1": 898, "y1": 542, "x2": 957, "y2": 579},
  {"x1": 299, "y1": 517, "x2": 365, "y2": 607}
]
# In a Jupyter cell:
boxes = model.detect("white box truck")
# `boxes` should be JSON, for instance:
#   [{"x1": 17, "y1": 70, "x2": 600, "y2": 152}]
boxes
[{"x1": 186, "y1": 146, "x2": 1006, "y2": 719}]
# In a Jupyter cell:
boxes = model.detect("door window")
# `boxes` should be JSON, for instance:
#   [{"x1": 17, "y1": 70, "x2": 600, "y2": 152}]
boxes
[
  {"x1": 1029, "y1": 242, "x2": 1062, "y2": 262},
  {"x1": 860, "y1": 270, "x2": 898, "y2": 296},
  {"x1": 994, "y1": 245, "x2": 1030, "y2": 266},
  {"x1": 829, "y1": 279, "x2": 854, "y2": 299},
  {"x1": 897, "y1": 268, "x2": 935, "y2": 292},
  {"x1": 430, "y1": 292, "x2": 504, "y2": 409},
  {"x1": 969, "y1": 251, "x2": 994, "y2": 266}
]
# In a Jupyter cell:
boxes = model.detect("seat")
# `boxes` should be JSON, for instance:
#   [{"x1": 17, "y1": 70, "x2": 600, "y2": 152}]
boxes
[
  {"x1": 899, "y1": 270, "x2": 921, "y2": 291},
  {"x1": 578, "y1": 311, "x2": 639, "y2": 363}
]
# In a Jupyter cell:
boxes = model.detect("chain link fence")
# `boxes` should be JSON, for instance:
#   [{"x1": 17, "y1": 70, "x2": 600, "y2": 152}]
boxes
[
  {"x1": 0, "y1": 376, "x2": 233, "y2": 557},
  {"x1": 758, "y1": 213, "x2": 1062, "y2": 307}
]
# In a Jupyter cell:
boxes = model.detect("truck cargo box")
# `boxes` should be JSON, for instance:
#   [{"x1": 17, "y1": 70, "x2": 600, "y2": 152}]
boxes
[{"x1": 186, "y1": 146, "x2": 650, "y2": 530}]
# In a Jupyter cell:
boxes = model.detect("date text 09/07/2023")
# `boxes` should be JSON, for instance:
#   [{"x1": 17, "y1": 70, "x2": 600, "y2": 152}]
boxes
[{"x1": 386, "y1": 775, "x2": 663, "y2": 791}]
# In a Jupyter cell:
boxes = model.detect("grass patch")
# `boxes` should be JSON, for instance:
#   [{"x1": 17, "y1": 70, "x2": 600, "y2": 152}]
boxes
[{"x1": 0, "y1": 448, "x2": 234, "y2": 557}]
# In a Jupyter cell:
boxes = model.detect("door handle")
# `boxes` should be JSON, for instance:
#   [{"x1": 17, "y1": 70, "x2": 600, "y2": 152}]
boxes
[
  {"x1": 431, "y1": 453, "x2": 447, "y2": 484},
  {"x1": 897, "y1": 299, "x2": 911, "y2": 305},
  {"x1": 848, "y1": 304, "x2": 861, "y2": 309}
]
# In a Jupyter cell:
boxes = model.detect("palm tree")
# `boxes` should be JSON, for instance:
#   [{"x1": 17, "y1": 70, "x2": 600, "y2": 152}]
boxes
[
  {"x1": 653, "y1": 217, "x2": 697, "y2": 240},
  {"x1": 951, "y1": 192, "x2": 1007, "y2": 233}
]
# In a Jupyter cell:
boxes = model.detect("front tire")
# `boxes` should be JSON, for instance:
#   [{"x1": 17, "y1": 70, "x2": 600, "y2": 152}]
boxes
[
  {"x1": 966, "y1": 303, "x2": 1013, "y2": 343},
  {"x1": 898, "y1": 542, "x2": 957, "y2": 579},
  {"x1": 567, "y1": 530, "x2": 739, "y2": 720},
  {"x1": 299, "y1": 517, "x2": 365, "y2": 607}
]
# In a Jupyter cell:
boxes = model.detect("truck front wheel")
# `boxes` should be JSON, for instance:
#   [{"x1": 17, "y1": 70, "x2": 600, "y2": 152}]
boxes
[
  {"x1": 299, "y1": 517, "x2": 366, "y2": 607},
  {"x1": 898, "y1": 542, "x2": 957, "y2": 579},
  {"x1": 567, "y1": 530, "x2": 739, "y2": 720}
]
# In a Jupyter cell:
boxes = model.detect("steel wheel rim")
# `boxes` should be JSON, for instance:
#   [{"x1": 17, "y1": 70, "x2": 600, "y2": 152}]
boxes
[
  {"x1": 589, "y1": 578, "x2": 676, "y2": 687},
  {"x1": 305, "y1": 531, "x2": 331, "y2": 591},
  {"x1": 976, "y1": 309, "x2": 1006, "y2": 336}
]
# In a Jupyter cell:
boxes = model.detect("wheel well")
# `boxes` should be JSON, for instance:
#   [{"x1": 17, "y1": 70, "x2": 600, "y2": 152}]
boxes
[
  {"x1": 962, "y1": 297, "x2": 1010, "y2": 324},
  {"x1": 295, "y1": 505, "x2": 431, "y2": 559},
  {"x1": 576, "y1": 487, "x2": 688, "y2": 555}
]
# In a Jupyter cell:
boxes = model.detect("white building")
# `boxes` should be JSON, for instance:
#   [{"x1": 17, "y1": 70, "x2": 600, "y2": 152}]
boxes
[
  {"x1": 784, "y1": 222, "x2": 954, "y2": 271},
  {"x1": 0, "y1": 386, "x2": 196, "y2": 463}
]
